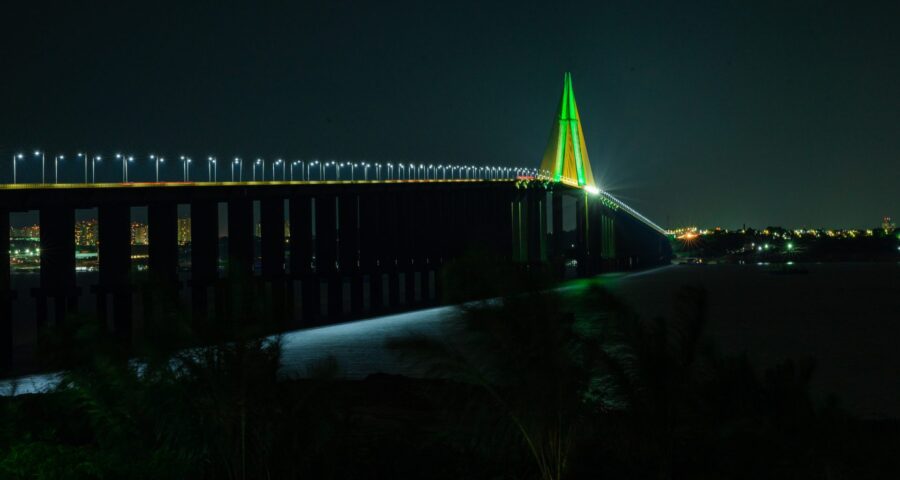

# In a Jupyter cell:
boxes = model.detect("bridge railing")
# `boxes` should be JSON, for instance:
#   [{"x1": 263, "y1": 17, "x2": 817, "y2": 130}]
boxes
[{"x1": 4, "y1": 151, "x2": 544, "y2": 184}]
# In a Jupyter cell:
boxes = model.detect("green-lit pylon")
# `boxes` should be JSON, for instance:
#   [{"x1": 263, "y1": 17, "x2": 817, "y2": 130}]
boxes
[{"x1": 539, "y1": 72, "x2": 596, "y2": 188}]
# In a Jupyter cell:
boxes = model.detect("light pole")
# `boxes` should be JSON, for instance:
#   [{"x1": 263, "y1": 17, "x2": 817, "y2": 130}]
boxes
[
  {"x1": 207, "y1": 156, "x2": 217, "y2": 182},
  {"x1": 78, "y1": 153, "x2": 87, "y2": 183},
  {"x1": 253, "y1": 159, "x2": 261, "y2": 181},
  {"x1": 34, "y1": 151, "x2": 45, "y2": 184},
  {"x1": 12, "y1": 153, "x2": 23, "y2": 184},
  {"x1": 364, "y1": 163, "x2": 370, "y2": 180},
  {"x1": 54, "y1": 155, "x2": 63, "y2": 183},
  {"x1": 273, "y1": 159, "x2": 281, "y2": 180},
  {"x1": 116, "y1": 154, "x2": 125, "y2": 182},
  {"x1": 151, "y1": 155, "x2": 163, "y2": 182},
  {"x1": 180, "y1": 156, "x2": 193, "y2": 181},
  {"x1": 126, "y1": 156, "x2": 134, "y2": 182},
  {"x1": 92, "y1": 156, "x2": 101, "y2": 183}
]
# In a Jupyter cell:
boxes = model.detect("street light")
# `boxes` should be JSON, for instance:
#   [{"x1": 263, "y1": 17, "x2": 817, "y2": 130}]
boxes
[
  {"x1": 151, "y1": 155, "x2": 164, "y2": 182},
  {"x1": 116, "y1": 154, "x2": 125, "y2": 182},
  {"x1": 126, "y1": 156, "x2": 134, "y2": 182},
  {"x1": 34, "y1": 151, "x2": 45, "y2": 184},
  {"x1": 92, "y1": 156, "x2": 101, "y2": 183},
  {"x1": 253, "y1": 158, "x2": 265, "y2": 182},
  {"x1": 54, "y1": 154, "x2": 63, "y2": 184},
  {"x1": 78, "y1": 153, "x2": 87, "y2": 183},
  {"x1": 234, "y1": 157, "x2": 243, "y2": 181},
  {"x1": 208, "y1": 156, "x2": 214, "y2": 182},
  {"x1": 273, "y1": 159, "x2": 282, "y2": 181},
  {"x1": 180, "y1": 156, "x2": 192, "y2": 181},
  {"x1": 12, "y1": 153, "x2": 23, "y2": 184}
]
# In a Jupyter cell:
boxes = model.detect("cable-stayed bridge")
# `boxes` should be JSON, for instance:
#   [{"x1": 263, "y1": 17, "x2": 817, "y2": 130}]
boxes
[{"x1": 0, "y1": 73, "x2": 671, "y2": 372}]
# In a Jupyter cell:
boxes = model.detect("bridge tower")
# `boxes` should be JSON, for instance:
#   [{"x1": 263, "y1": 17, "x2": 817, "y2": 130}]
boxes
[{"x1": 539, "y1": 72, "x2": 596, "y2": 188}]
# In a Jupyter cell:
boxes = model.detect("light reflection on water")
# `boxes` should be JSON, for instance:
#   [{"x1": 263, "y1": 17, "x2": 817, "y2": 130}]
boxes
[
  {"x1": 5, "y1": 264, "x2": 899, "y2": 419},
  {"x1": 1, "y1": 303, "x2": 464, "y2": 396}
]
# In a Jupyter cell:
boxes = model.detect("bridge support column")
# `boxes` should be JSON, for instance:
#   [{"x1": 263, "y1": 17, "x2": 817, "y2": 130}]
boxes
[
  {"x1": 359, "y1": 192, "x2": 381, "y2": 312},
  {"x1": 551, "y1": 189, "x2": 566, "y2": 258},
  {"x1": 423, "y1": 189, "x2": 442, "y2": 303},
  {"x1": 587, "y1": 198, "x2": 603, "y2": 275},
  {"x1": 96, "y1": 205, "x2": 132, "y2": 340},
  {"x1": 261, "y1": 197, "x2": 286, "y2": 323},
  {"x1": 525, "y1": 188, "x2": 545, "y2": 264},
  {"x1": 511, "y1": 190, "x2": 527, "y2": 263},
  {"x1": 226, "y1": 198, "x2": 254, "y2": 323},
  {"x1": 338, "y1": 194, "x2": 362, "y2": 316},
  {"x1": 384, "y1": 192, "x2": 401, "y2": 310},
  {"x1": 601, "y1": 212, "x2": 616, "y2": 271},
  {"x1": 0, "y1": 208, "x2": 11, "y2": 372},
  {"x1": 146, "y1": 202, "x2": 179, "y2": 330},
  {"x1": 316, "y1": 195, "x2": 338, "y2": 321},
  {"x1": 289, "y1": 196, "x2": 315, "y2": 325},
  {"x1": 574, "y1": 193, "x2": 588, "y2": 277},
  {"x1": 227, "y1": 198, "x2": 254, "y2": 277},
  {"x1": 35, "y1": 206, "x2": 78, "y2": 328},
  {"x1": 400, "y1": 190, "x2": 418, "y2": 306},
  {"x1": 190, "y1": 201, "x2": 218, "y2": 321},
  {"x1": 148, "y1": 203, "x2": 179, "y2": 286}
]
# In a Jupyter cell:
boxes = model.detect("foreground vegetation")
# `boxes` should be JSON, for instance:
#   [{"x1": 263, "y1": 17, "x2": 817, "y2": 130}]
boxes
[{"x1": 0, "y1": 257, "x2": 897, "y2": 479}]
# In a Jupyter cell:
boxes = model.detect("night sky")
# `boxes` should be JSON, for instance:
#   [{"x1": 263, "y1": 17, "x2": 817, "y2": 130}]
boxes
[{"x1": 2, "y1": 1, "x2": 897, "y2": 229}]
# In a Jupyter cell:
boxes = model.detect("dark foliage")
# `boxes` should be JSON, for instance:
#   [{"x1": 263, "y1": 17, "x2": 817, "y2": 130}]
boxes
[{"x1": 0, "y1": 261, "x2": 897, "y2": 479}]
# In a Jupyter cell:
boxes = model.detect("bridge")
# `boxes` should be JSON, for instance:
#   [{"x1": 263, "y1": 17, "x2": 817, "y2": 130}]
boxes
[{"x1": 0, "y1": 73, "x2": 671, "y2": 371}]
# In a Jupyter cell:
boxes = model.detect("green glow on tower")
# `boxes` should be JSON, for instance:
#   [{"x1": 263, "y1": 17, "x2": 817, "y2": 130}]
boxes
[
  {"x1": 567, "y1": 74, "x2": 586, "y2": 186},
  {"x1": 539, "y1": 72, "x2": 596, "y2": 188},
  {"x1": 553, "y1": 78, "x2": 569, "y2": 182}
]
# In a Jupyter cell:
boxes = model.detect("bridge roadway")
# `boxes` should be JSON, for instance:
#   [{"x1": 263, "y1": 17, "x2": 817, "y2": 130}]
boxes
[{"x1": 0, "y1": 178, "x2": 671, "y2": 372}]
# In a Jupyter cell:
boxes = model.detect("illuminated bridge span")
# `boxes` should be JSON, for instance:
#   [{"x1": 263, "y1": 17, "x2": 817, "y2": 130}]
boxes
[{"x1": 0, "y1": 73, "x2": 671, "y2": 372}]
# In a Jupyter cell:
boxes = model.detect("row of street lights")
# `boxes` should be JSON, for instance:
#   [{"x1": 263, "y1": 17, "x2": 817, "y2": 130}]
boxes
[{"x1": 8, "y1": 151, "x2": 547, "y2": 184}]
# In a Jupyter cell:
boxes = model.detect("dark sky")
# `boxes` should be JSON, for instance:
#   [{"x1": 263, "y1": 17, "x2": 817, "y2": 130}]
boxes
[{"x1": 2, "y1": 0, "x2": 897, "y2": 229}]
